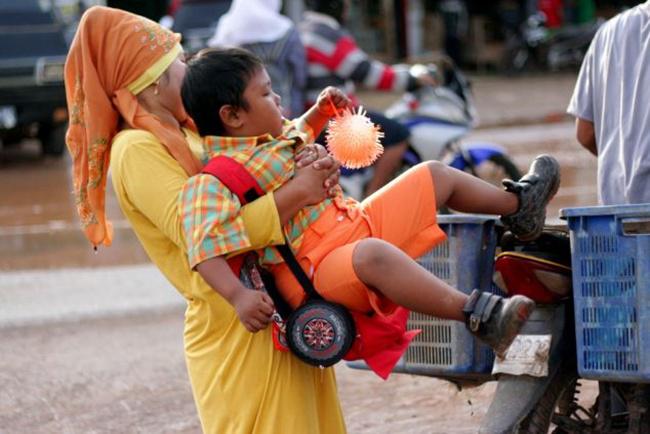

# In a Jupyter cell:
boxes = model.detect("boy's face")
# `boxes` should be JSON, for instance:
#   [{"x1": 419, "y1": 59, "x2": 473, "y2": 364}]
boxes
[{"x1": 238, "y1": 67, "x2": 284, "y2": 137}]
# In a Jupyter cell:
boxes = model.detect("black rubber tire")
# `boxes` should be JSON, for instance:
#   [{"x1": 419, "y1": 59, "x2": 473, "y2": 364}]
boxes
[
  {"x1": 39, "y1": 122, "x2": 67, "y2": 156},
  {"x1": 286, "y1": 299, "x2": 355, "y2": 368},
  {"x1": 469, "y1": 153, "x2": 522, "y2": 189},
  {"x1": 486, "y1": 153, "x2": 522, "y2": 182},
  {"x1": 0, "y1": 127, "x2": 25, "y2": 146},
  {"x1": 502, "y1": 37, "x2": 530, "y2": 75},
  {"x1": 516, "y1": 364, "x2": 579, "y2": 434}
]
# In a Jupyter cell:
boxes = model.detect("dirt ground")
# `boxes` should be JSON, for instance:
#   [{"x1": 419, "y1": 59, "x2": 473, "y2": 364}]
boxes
[{"x1": 0, "y1": 308, "x2": 500, "y2": 434}]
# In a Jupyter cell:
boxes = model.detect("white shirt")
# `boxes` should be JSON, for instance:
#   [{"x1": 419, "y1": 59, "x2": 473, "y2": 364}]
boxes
[{"x1": 567, "y1": 2, "x2": 650, "y2": 205}]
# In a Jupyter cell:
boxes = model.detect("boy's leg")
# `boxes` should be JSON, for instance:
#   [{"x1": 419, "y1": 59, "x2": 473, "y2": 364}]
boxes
[
  {"x1": 428, "y1": 154, "x2": 560, "y2": 241},
  {"x1": 352, "y1": 238, "x2": 467, "y2": 320},
  {"x1": 360, "y1": 163, "x2": 446, "y2": 259},
  {"x1": 342, "y1": 159, "x2": 551, "y2": 354},
  {"x1": 427, "y1": 160, "x2": 519, "y2": 215},
  {"x1": 351, "y1": 237, "x2": 534, "y2": 356}
]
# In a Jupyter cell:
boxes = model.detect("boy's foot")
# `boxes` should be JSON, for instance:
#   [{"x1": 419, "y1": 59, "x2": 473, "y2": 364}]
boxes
[
  {"x1": 501, "y1": 154, "x2": 560, "y2": 241},
  {"x1": 463, "y1": 289, "x2": 535, "y2": 357}
]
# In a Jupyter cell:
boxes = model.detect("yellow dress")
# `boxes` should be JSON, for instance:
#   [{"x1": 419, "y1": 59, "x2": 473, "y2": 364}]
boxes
[{"x1": 110, "y1": 129, "x2": 347, "y2": 434}]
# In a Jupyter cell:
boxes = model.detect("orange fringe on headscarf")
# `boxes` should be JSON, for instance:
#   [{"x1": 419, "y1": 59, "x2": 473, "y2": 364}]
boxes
[{"x1": 64, "y1": 6, "x2": 203, "y2": 248}]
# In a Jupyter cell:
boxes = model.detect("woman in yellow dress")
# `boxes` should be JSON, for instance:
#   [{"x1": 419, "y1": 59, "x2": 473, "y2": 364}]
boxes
[{"x1": 64, "y1": 6, "x2": 346, "y2": 433}]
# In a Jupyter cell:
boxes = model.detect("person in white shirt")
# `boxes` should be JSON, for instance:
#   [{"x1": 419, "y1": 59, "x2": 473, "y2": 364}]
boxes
[{"x1": 568, "y1": 2, "x2": 650, "y2": 205}]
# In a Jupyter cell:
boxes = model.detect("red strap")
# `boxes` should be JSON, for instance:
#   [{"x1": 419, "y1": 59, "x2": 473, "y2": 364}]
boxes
[
  {"x1": 202, "y1": 156, "x2": 265, "y2": 205},
  {"x1": 227, "y1": 254, "x2": 245, "y2": 276}
]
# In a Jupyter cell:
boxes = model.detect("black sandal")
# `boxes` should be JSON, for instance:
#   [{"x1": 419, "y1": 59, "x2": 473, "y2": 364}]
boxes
[{"x1": 463, "y1": 289, "x2": 536, "y2": 357}]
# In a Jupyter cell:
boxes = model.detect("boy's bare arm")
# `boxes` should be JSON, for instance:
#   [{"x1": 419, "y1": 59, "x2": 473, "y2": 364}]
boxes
[
  {"x1": 196, "y1": 256, "x2": 274, "y2": 332},
  {"x1": 300, "y1": 86, "x2": 351, "y2": 137}
]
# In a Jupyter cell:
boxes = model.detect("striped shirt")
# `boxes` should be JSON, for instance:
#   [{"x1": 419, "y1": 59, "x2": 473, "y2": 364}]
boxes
[
  {"x1": 299, "y1": 11, "x2": 417, "y2": 106},
  {"x1": 180, "y1": 120, "x2": 354, "y2": 269}
]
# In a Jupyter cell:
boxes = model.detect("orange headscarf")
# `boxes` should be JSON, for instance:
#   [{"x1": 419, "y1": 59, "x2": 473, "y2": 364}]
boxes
[{"x1": 64, "y1": 6, "x2": 203, "y2": 248}]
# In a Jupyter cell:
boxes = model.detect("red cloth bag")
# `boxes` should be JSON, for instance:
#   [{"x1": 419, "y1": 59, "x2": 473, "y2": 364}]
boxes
[{"x1": 344, "y1": 307, "x2": 420, "y2": 380}]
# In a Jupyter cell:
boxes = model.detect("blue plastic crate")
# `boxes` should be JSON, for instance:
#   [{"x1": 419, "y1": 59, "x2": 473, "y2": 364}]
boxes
[
  {"x1": 401, "y1": 214, "x2": 501, "y2": 377},
  {"x1": 562, "y1": 204, "x2": 650, "y2": 382},
  {"x1": 348, "y1": 214, "x2": 501, "y2": 378}
]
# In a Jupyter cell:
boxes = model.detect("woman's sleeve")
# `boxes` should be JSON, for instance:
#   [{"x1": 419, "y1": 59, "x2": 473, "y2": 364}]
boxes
[
  {"x1": 241, "y1": 192, "x2": 285, "y2": 246},
  {"x1": 112, "y1": 135, "x2": 283, "y2": 253}
]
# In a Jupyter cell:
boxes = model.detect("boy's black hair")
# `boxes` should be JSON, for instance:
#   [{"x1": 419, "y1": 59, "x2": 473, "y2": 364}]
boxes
[{"x1": 181, "y1": 47, "x2": 264, "y2": 137}]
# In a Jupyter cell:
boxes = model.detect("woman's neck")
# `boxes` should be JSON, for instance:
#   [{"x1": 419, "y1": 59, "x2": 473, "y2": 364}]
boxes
[
  {"x1": 151, "y1": 110, "x2": 181, "y2": 130},
  {"x1": 136, "y1": 90, "x2": 182, "y2": 131}
]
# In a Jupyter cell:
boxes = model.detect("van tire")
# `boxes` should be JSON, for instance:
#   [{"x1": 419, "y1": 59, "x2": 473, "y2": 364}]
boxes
[{"x1": 40, "y1": 122, "x2": 67, "y2": 156}]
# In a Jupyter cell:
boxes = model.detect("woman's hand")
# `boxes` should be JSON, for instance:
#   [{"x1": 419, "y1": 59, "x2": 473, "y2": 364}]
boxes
[
  {"x1": 313, "y1": 151, "x2": 341, "y2": 197},
  {"x1": 273, "y1": 143, "x2": 342, "y2": 225},
  {"x1": 295, "y1": 143, "x2": 323, "y2": 168},
  {"x1": 295, "y1": 143, "x2": 341, "y2": 202}
]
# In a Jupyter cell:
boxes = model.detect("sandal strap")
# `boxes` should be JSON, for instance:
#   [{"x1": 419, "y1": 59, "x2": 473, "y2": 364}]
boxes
[{"x1": 462, "y1": 289, "x2": 502, "y2": 332}]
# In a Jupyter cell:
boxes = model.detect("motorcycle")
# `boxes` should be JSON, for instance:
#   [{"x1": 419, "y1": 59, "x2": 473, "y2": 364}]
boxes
[
  {"x1": 483, "y1": 204, "x2": 650, "y2": 434},
  {"x1": 481, "y1": 225, "x2": 577, "y2": 433},
  {"x1": 347, "y1": 204, "x2": 650, "y2": 433},
  {"x1": 502, "y1": 12, "x2": 603, "y2": 74},
  {"x1": 339, "y1": 59, "x2": 521, "y2": 200}
]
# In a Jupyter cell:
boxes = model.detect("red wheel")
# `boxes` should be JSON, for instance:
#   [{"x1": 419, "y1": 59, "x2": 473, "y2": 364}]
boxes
[
  {"x1": 303, "y1": 318, "x2": 336, "y2": 350},
  {"x1": 286, "y1": 299, "x2": 355, "y2": 367}
]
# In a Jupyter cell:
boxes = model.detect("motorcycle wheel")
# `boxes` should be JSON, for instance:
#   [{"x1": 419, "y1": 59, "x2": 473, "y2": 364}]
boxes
[
  {"x1": 516, "y1": 362, "x2": 601, "y2": 434},
  {"x1": 516, "y1": 363, "x2": 579, "y2": 433},
  {"x1": 471, "y1": 153, "x2": 522, "y2": 186},
  {"x1": 502, "y1": 36, "x2": 530, "y2": 75},
  {"x1": 403, "y1": 149, "x2": 521, "y2": 188},
  {"x1": 39, "y1": 121, "x2": 67, "y2": 156}
]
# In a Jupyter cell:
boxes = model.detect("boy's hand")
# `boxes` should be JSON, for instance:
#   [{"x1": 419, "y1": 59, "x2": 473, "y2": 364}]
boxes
[
  {"x1": 231, "y1": 289, "x2": 275, "y2": 333},
  {"x1": 316, "y1": 86, "x2": 351, "y2": 117}
]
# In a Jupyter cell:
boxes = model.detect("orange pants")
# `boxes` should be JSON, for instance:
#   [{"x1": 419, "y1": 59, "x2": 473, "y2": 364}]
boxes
[{"x1": 270, "y1": 163, "x2": 447, "y2": 316}]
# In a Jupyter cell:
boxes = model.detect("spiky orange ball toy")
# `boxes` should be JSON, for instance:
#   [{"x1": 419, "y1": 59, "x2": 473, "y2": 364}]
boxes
[{"x1": 325, "y1": 106, "x2": 384, "y2": 169}]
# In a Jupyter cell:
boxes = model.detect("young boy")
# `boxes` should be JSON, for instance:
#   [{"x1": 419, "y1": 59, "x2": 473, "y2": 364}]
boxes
[{"x1": 179, "y1": 47, "x2": 560, "y2": 360}]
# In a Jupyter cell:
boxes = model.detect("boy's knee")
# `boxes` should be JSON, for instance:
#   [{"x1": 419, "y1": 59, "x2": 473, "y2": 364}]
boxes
[
  {"x1": 425, "y1": 160, "x2": 448, "y2": 178},
  {"x1": 352, "y1": 238, "x2": 392, "y2": 276}
]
